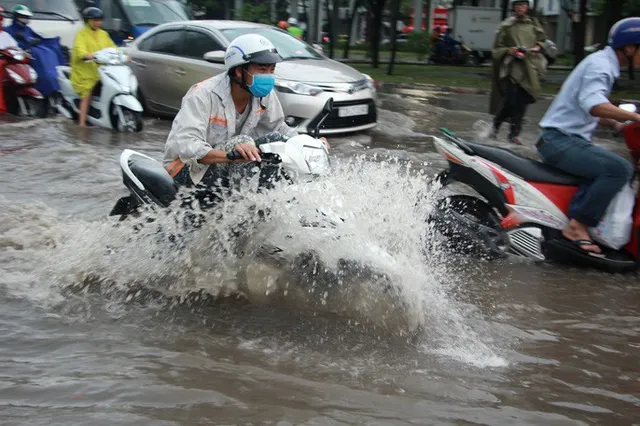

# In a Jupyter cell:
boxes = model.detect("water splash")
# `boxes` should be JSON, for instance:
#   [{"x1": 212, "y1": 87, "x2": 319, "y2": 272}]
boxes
[{"x1": 1, "y1": 155, "x2": 508, "y2": 367}]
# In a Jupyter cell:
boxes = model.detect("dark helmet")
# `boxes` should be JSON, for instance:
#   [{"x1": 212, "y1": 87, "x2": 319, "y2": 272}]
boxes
[{"x1": 82, "y1": 6, "x2": 104, "y2": 20}]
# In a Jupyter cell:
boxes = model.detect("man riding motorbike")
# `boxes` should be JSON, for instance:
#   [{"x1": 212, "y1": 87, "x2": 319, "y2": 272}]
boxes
[
  {"x1": 70, "y1": 7, "x2": 116, "y2": 127},
  {"x1": 163, "y1": 34, "x2": 305, "y2": 207},
  {"x1": 5, "y1": 5, "x2": 65, "y2": 107},
  {"x1": 0, "y1": 6, "x2": 19, "y2": 113},
  {"x1": 537, "y1": 17, "x2": 640, "y2": 256}
]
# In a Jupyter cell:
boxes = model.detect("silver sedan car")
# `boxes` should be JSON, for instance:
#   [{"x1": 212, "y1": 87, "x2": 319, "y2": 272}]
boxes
[{"x1": 124, "y1": 20, "x2": 377, "y2": 134}]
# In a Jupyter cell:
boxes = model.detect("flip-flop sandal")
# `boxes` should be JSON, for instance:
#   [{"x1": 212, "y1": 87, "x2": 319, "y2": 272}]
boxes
[{"x1": 564, "y1": 238, "x2": 606, "y2": 258}]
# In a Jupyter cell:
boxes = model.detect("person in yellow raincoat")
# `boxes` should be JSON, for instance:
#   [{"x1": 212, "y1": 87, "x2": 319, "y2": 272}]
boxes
[{"x1": 70, "y1": 7, "x2": 115, "y2": 127}]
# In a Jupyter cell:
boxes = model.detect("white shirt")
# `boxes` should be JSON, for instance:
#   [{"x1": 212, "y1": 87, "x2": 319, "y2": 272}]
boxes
[
  {"x1": 539, "y1": 46, "x2": 620, "y2": 141},
  {"x1": 0, "y1": 31, "x2": 18, "y2": 50}
]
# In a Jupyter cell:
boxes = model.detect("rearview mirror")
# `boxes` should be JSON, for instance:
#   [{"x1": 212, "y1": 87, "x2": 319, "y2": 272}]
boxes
[
  {"x1": 620, "y1": 103, "x2": 638, "y2": 114},
  {"x1": 322, "y1": 98, "x2": 334, "y2": 114},
  {"x1": 112, "y1": 18, "x2": 122, "y2": 32},
  {"x1": 203, "y1": 50, "x2": 225, "y2": 63}
]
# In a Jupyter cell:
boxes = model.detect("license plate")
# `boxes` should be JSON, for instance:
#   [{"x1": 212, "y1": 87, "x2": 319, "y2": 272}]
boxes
[{"x1": 338, "y1": 104, "x2": 369, "y2": 118}]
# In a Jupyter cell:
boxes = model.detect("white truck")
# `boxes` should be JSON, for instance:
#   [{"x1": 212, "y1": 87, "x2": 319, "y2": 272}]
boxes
[{"x1": 447, "y1": 6, "x2": 502, "y2": 64}]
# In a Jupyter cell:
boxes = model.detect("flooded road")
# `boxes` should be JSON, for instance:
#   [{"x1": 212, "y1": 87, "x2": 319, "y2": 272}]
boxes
[{"x1": 1, "y1": 88, "x2": 639, "y2": 425}]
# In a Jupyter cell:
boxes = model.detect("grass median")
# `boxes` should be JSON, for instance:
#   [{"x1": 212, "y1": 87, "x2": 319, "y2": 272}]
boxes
[{"x1": 352, "y1": 64, "x2": 639, "y2": 100}]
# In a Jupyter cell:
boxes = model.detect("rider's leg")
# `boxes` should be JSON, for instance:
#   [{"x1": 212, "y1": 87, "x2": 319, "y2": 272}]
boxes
[
  {"x1": 508, "y1": 85, "x2": 534, "y2": 143},
  {"x1": 78, "y1": 93, "x2": 92, "y2": 126},
  {"x1": 493, "y1": 80, "x2": 517, "y2": 136},
  {"x1": 537, "y1": 129, "x2": 634, "y2": 253}
]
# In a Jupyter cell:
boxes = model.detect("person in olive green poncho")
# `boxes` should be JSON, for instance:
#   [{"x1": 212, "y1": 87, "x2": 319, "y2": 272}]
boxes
[
  {"x1": 489, "y1": 0, "x2": 548, "y2": 145},
  {"x1": 70, "y1": 7, "x2": 116, "y2": 127}
]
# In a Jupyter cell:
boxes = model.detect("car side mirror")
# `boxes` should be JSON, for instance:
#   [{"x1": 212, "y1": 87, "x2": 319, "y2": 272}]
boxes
[
  {"x1": 203, "y1": 50, "x2": 225, "y2": 63},
  {"x1": 322, "y1": 98, "x2": 334, "y2": 114},
  {"x1": 112, "y1": 18, "x2": 122, "y2": 32},
  {"x1": 620, "y1": 103, "x2": 638, "y2": 114}
]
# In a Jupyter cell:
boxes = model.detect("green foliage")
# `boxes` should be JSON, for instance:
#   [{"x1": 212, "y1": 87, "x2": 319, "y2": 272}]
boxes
[
  {"x1": 406, "y1": 31, "x2": 430, "y2": 60},
  {"x1": 594, "y1": 0, "x2": 640, "y2": 16},
  {"x1": 236, "y1": 2, "x2": 271, "y2": 24}
]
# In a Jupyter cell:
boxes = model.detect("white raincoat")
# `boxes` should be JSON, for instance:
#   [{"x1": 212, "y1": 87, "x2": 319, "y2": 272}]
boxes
[{"x1": 163, "y1": 73, "x2": 297, "y2": 184}]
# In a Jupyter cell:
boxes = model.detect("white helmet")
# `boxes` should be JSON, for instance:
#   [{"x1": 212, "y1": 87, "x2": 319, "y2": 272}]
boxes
[
  {"x1": 287, "y1": 17, "x2": 298, "y2": 26},
  {"x1": 224, "y1": 34, "x2": 282, "y2": 72}
]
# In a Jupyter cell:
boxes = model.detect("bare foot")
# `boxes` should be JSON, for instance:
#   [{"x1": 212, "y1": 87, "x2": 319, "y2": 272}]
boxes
[{"x1": 562, "y1": 219, "x2": 601, "y2": 254}]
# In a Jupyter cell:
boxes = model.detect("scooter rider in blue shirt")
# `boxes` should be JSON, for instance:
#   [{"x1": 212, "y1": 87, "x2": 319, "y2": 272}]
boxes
[{"x1": 537, "y1": 17, "x2": 640, "y2": 256}]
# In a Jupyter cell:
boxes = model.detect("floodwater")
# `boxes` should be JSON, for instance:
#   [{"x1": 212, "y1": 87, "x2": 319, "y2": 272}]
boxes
[{"x1": 1, "y1": 88, "x2": 639, "y2": 426}]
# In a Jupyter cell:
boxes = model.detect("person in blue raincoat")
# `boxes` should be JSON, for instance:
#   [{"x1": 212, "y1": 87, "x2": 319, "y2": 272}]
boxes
[{"x1": 5, "y1": 5, "x2": 65, "y2": 99}]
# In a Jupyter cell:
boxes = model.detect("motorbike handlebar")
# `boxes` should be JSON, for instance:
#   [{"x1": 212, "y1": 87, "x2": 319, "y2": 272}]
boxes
[{"x1": 226, "y1": 151, "x2": 281, "y2": 164}]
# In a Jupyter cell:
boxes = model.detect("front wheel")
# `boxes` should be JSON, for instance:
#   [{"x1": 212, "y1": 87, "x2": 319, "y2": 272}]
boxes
[
  {"x1": 428, "y1": 194, "x2": 509, "y2": 259},
  {"x1": 111, "y1": 104, "x2": 143, "y2": 132}
]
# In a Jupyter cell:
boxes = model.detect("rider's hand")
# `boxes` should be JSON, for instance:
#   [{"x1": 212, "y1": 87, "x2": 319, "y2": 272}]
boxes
[
  {"x1": 233, "y1": 143, "x2": 261, "y2": 162},
  {"x1": 508, "y1": 47, "x2": 519, "y2": 55},
  {"x1": 83, "y1": 54, "x2": 94, "y2": 61},
  {"x1": 320, "y1": 137, "x2": 330, "y2": 151},
  {"x1": 613, "y1": 121, "x2": 626, "y2": 134}
]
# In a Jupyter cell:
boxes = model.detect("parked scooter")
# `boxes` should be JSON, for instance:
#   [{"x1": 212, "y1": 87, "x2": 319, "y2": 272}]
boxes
[
  {"x1": 429, "y1": 104, "x2": 640, "y2": 273},
  {"x1": 0, "y1": 46, "x2": 45, "y2": 116},
  {"x1": 56, "y1": 47, "x2": 143, "y2": 132}
]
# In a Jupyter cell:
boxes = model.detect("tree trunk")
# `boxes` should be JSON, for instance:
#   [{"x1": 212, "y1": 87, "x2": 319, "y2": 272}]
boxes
[
  {"x1": 331, "y1": 0, "x2": 340, "y2": 58},
  {"x1": 599, "y1": 0, "x2": 624, "y2": 45},
  {"x1": 343, "y1": 0, "x2": 360, "y2": 58},
  {"x1": 387, "y1": 0, "x2": 401, "y2": 75},
  {"x1": 326, "y1": 0, "x2": 334, "y2": 58},
  {"x1": 573, "y1": 0, "x2": 588, "y2": 65},
  {"x1": 501, "y1": 0, "x2": 509, "y2": 20},
  {"x1": 370, "y1": 0, "x2": 385, "y2": 68}
]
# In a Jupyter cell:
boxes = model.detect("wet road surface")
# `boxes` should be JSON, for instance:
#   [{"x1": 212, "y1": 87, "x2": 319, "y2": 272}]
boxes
[{"x1": 1, "y1": 88, "x2": 639, "y2": 425}]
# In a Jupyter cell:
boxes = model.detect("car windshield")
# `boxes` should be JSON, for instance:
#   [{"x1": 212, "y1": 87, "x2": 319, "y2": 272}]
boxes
[
  {"x1": 1, "y1": 0, "x2": 80, "y2": 21},
  {"x1": 221, "y1": 27, "x2": 322, "y2": 60},
  {"x1": 122, "y1": 0, "x2": 191, "y2": 26}
]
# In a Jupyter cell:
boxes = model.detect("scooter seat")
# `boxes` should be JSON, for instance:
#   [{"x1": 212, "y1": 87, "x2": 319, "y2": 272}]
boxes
[
  {"x1": 465, "y1": 141, "x2": 585, "y2": 186},
  {"x1": 125, "y1": 153, "x2": 177, "y2": 207}
]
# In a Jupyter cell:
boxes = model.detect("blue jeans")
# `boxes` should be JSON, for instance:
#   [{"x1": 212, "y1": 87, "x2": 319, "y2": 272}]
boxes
[{"x1": 537, "y1": 128, "x2": 633, "y2": 227}]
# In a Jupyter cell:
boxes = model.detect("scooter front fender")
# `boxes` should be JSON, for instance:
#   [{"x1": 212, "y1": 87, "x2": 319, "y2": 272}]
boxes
[
  {"x1": 17, "y1": 87, "x2": 44, "y2": 99},
  {"x1": 112, "y1": 94, "x2": 143, "y2": 112}
]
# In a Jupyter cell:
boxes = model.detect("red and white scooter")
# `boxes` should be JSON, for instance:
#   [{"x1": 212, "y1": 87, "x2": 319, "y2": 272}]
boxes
[
  {"x1": 0, "y1": 46, "x2": 44, "y2": 116},
  {"x1": 430, "y1": 104, "x2": 640, "y2": 273}
]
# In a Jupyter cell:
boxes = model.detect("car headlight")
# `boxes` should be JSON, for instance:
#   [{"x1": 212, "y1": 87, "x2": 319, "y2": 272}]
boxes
[
  {"x1": 7, "y1": 68, "x2": 25, "y2": 84},
  {"x1": 29, "y1": 67, "x2": 38, "y2": 83},
  {"x1": 275, "y1": 80, "x2": 323, "y2": 96},
  {"x1": 129, "y1": 74, "x2": 138, "y2": 93},
  {"x1": 362, "y1": 73, "x2": 375, "y2": 90},
  {"x1": 302, "y1": 146, "x2": 330, "y2": 175}
]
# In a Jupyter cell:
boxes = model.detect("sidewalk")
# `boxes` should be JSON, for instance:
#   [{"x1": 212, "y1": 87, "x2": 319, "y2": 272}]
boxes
[{"x1": 334, "y1": 53, "x2": 575, "y2": 71}]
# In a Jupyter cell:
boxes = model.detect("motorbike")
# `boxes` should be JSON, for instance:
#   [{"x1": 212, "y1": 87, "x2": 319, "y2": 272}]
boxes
[
  {"x1": 107, "y1": 98, "x2": 414, "y2": 330},
  {"x1": 428, "y1": 36, "x2": 477, "y2": 66},
  {"x1": 56, "y1": 47, "x2": 143, "y2": 132},
  {"x1": 429, "y1": 104, "x2": 640, "y2": 273},
  {"x1": 0, "y1": 46, "x2": 45, "y2": 117},
  {"x1": 109, "y1": 98, "x2": 335, "y2": 218}
]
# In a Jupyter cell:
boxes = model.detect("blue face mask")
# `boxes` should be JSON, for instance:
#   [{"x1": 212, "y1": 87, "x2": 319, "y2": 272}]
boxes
[{"x1": 247, "y1": 72, "x2": 275, "y2": 98}]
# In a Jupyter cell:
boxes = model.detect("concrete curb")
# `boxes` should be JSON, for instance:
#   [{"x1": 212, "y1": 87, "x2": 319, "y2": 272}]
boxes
[
  {"x1": 335, "y1": 57, "x2": 575, "y2": 71},
  {"x1": 374, "y1": 81, "x2": 639, "y2": 103}
]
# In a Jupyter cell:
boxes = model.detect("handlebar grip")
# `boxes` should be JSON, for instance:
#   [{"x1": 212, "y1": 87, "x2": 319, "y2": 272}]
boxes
[{"x1": 226, "y1": 150, "x2": 244, "y2": 161}]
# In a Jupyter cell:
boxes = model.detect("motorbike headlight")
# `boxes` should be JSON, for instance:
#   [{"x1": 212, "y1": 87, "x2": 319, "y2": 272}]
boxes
[
  {"x1": 7, "y1": 68, "x2": 25, "y2": 84},
  {"x1": 302, "y1": 146, "x2": 330, "y2": 175},
  {"x1": 275, "y1": 80, "x2": 323, "y2": 96},
  {"x1": 29, "y1": 67, "x2": 38, "y2": 83}
]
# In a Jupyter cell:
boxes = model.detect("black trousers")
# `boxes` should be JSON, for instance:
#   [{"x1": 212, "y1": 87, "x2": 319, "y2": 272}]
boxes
[{"x1": 493, "y1": 79, "x2": 535, "y2": 139}]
